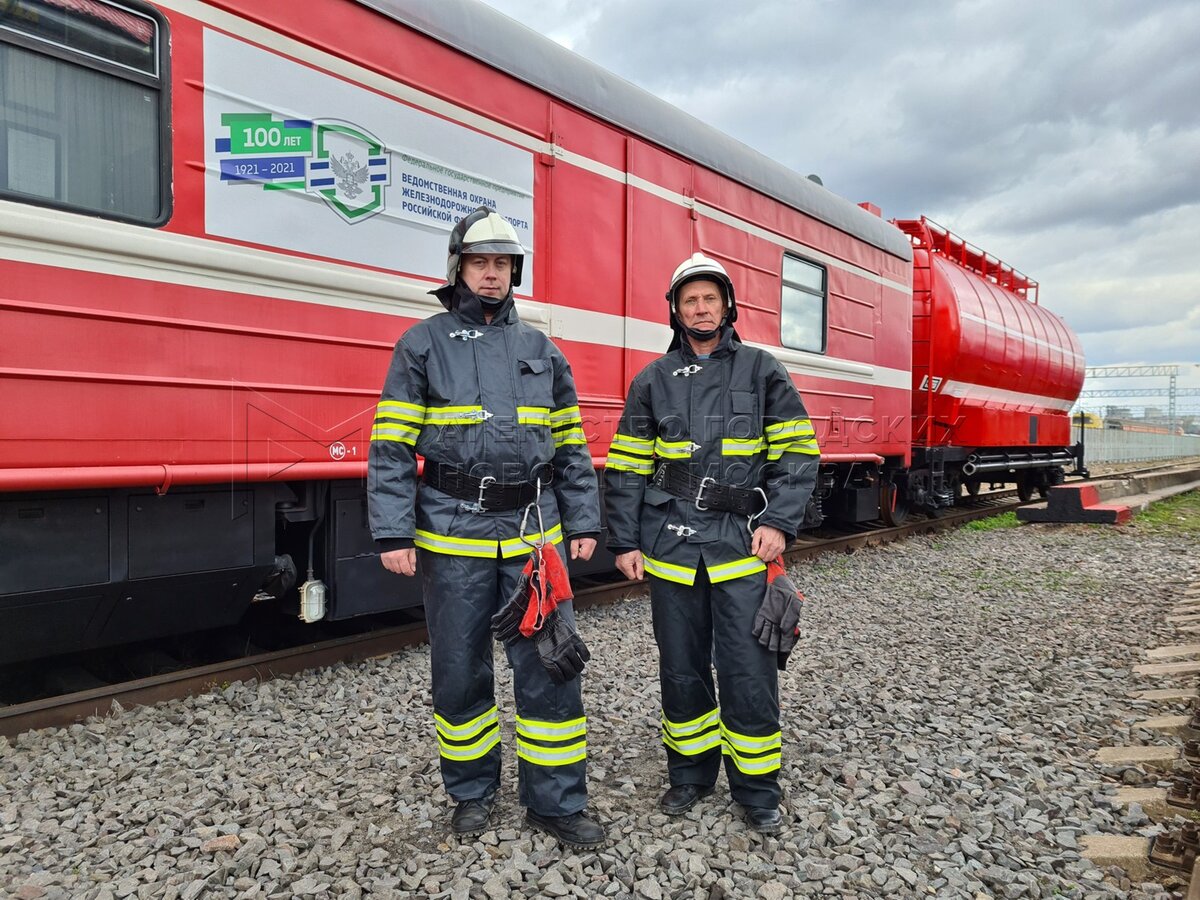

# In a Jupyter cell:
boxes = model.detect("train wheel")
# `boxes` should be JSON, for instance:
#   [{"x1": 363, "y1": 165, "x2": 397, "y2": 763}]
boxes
[
  {"x1": 881, "y1": 479, "x2": 909, "y2": 526},
  {"x1": 965, "y1": 481, "x2": 980, "y2": 497},
  {"x1": 1016, "y1": 475, "x2": 1035, "y2": 502}
]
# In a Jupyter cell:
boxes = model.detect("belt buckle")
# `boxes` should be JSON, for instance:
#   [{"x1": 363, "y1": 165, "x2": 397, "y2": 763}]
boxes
[
  {"x1": 694, "y1": 476, "x2": 715, "y2": 511},
  {"x1": 460, "y1": 475, "x2": 496, "y2": 514}
]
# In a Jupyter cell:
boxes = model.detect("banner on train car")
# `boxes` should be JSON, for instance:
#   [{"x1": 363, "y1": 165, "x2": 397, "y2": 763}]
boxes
[{"x1": 202, "y1": 30, "x2": 534, "y2": 282}]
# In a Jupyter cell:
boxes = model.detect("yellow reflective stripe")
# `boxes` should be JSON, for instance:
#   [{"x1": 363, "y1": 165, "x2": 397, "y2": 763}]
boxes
[
  {"x1": 372, "y1": 421, "x2": 419, "y2": 435},
  {"x1": 605, "y1": 453, "x2": 654, "y2": 475},
  {"x1": 415, "y1": 525, "x2": 564, "y2": 559},
  {"x1": 721, "y1": 437, "x2": 766, "y2": 456},
  {"x1": 517, "y1": 406, "x2": 550, "y2": 426},
  {"x1": 516, "y1": 738, "x2": 586, "y2": 766},
  {"x1": 766, "y1": 427, "x2": 816, "y2": 443},
  {"x1": 553, "y1": 428, "x2": 587, "y2": 447},
  {"x1": 414, "y1": 530, "x2": 497, "y2": 558},
  {"x1": 424, "y1": 405, "x2": 489, "y2": 425},
  {"x1": 721, "y1": 746, "x2": 781, "y2": 774},
  {"x1": 720, "y1": 723, "x2": 782, "y2": 773},
  {"x1": 498, "y1": 523, "x2": 563, "y2": 558},
  {"x1": 642, "y1": 555, "x2": 697, "y2": 586},
  {"x1": 516, "y1": 715, "x2": 587, "y2": 741},
  {"x1": 610, "y1": 433, "x2": 654, "y2": 455},
  {"x1": 707, "y1": 556, "x2": 767, "y2": 583},
  {"x1": 720, "y1": 724, "x2": 782, "y2": 753},
  {"x1": 377, "y1": 399, "x2": 425, "y2": 417},
  {"x1": 662, "y1": 708, "x2": 720, "y2": 737},
  {"x1": 371, "y1": 424, "x2": 418, "y2": 446},
  {"x1": 766, "y1": 440, "x2": 821, "y2": 460},
  {"x1": 663, "y1": 730, "x2": 722, "y2": 756},
  {"x1": 439, "y1": 729, "x2": 501, "y2": 762},
  {"x1": 765, "y1": 419, "x2": 815, "y2": 439},
  {"x1": 654, "y1": 437, "x2": 694, "y2": 459},
  {"x1": 661, "y1": 709, "x2": 721, "y2": 753},
  {"x1": 375, "y1": 412, "x2": 423, "y2": 425},
  {"x1": 435, "y1": 706, "x2": 499, "y2": 740},
  {"x1": 550, "y1": 405, "x2": 582, "y2": 425}
]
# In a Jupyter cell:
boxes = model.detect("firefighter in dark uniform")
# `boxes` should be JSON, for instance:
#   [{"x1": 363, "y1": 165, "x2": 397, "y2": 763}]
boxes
[
  {"x1": 604, "y1": 253, "x2": 819, "y2": 833},
  {"x1": 368, "y1": 207, "x2": 605, "y2": 848}
]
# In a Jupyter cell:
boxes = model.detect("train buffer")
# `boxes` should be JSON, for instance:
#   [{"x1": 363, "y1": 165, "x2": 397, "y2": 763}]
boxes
[{"x1": 1017, "y1": 464, "x2": 1200, "y2": 524}]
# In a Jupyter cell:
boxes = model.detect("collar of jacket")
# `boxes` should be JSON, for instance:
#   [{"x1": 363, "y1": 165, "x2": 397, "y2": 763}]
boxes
[
  {"x1": 430, "y1": 281, "x2": 518, "y2": 326},
  {"x1": 670, "y1": 324, "x2": 741, "y2": 359}
]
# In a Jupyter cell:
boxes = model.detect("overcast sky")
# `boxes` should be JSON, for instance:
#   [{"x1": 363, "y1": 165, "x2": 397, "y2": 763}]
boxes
[{"x1": 477, "y1": 0, "x2": 1200, "y2": 416}]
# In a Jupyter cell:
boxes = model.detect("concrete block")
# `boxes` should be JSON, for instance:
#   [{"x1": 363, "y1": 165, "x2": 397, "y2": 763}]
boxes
[
  {"x1": 1080, "y1": 834, "x2": 1159, "y2": 882},
  {"x1": 1136, "y1": 661, "x2": 1200, "y2": 677},
  {"x1": 1112, "y1": 786, "x2": 1173, "y2": 819},
  {"x1": 1095, "y1": 745, "x2": 1181, "y2": 770},
  {"x1": 1148, "y1": 645, "x2": 1200, "y2": 660},
  {"x1": 1133, "y1": 687, "x2": 1200, "y2": 702},
  {"x1": 1134, "y1": 714, "x2": 1196, "y2": 737},
  {"x1": 1018, "y1": 467, "x2": 1200, "y2": 525}
]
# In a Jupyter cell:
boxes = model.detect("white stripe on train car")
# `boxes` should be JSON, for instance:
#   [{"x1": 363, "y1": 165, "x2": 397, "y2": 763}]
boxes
[
  {"x1": 0, "y1": 199, "x2": 912, "y2": 392},
  {"x1": 151, "y1": 0, "x2": 912, "y2": 296},
  {"x1": 938, "y1": 380, "x2": 1075, "y2": 412},
  {"x1": 958, "y1": 312, "x2": 1084, "y2": 362}
]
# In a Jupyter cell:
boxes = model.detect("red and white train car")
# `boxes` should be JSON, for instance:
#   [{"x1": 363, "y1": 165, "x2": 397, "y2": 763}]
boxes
[{"x1": 0, "y1": 0, "x2": 1080, "y2": 664}]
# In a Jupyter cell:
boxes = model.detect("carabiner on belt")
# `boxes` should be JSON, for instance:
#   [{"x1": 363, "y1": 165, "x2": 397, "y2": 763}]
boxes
[
  {"x1": 519, "y1": 475, "x2": 547, "y2": 550},
  {"x1": 747, "y1": 487, "x2": 769, "y2": 535}
]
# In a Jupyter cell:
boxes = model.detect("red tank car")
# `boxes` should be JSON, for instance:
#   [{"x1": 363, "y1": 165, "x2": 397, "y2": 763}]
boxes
[{"x1": 890, "y1": 217, "x2": 1085, "y2": 516}]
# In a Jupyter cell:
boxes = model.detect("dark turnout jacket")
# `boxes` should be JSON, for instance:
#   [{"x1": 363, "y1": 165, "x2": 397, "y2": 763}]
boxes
[
  {"x1": 368, "y1": 285, "x2": 600, "y2": 557},
  {"x1": 603, "y1": 328, "x2": 818, "y2": 585}
]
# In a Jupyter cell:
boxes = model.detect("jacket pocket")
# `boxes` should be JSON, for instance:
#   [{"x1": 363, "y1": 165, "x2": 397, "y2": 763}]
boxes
[
  {"x1": 640, "y1": 486, "x2": 674, "y2": 557},
  {"x1": 728, "y1": 390, "x2": 759, "y2": 438},
  {"x1": 518, "y1": 357, "x2": 555, "y2": 408}
]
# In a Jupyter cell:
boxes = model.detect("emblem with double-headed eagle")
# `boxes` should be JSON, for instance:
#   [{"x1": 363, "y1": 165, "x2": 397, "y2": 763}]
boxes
[{"x1": 329, "y1": 152, "x2": 369, "y2": 199}]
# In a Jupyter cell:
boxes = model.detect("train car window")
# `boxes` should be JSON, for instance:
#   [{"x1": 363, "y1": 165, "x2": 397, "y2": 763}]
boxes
[
  {"x1": 780, "y1": 254, "x2": 826, "y2": 353},
  {"x1": 0, "y1": 0, "x2": 168, "y2": 224}
]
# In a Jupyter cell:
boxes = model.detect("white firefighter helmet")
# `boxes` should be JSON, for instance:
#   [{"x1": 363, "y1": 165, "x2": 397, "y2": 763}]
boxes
[
  {"x1": 445, "y1": 206, "x2": 525, "y2": 288},
  {"x1": 666, "y1": 252, "x2": 737, "y2": 325}
]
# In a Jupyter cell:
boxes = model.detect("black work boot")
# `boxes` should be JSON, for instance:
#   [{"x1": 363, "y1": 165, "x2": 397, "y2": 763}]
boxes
[
  {"x1": 450, "y1": 790, "x2": 497, "y2": 836},
  {"x1": 526, "y1": 808, "x2": 606, "y2": 849},
  {"x1": 742, "y1": 805, "x2": 782, "y2": 834},
  {"x1": 659, "y1": 783, "x2": 715, "y2": 815}
]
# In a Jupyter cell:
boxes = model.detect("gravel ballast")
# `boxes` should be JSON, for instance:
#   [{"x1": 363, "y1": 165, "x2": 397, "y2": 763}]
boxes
[{"x1": 2, "y1": 517, "x2": 1197, "y2": 899}]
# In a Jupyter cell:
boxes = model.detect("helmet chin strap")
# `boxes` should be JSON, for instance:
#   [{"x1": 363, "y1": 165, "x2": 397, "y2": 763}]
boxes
[
  {"x1": 684, "y1": 322, "x2": 722, "y2": 341},
  {"x1": 672, "y1": 298, "x2": 729, "y2": 343}
]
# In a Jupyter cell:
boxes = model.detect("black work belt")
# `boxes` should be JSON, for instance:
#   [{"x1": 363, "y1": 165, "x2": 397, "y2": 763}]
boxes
[
  {"x1": 423, "y1": 460, "x2": 550, "y2": 512},
  {"x1": 652, "y1": 462, "x2": 767, "y2": 517}
]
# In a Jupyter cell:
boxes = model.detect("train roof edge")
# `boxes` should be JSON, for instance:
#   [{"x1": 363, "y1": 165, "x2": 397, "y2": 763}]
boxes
[{"x1": 356, "y1": 0, "x2": 914, "y2": 264}]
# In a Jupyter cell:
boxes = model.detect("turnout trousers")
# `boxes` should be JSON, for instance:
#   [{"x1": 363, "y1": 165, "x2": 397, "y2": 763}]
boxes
[
  {"x1": 650, "y1": 563, "x2": 782, "y2": 808},
  {"x1": 419, "y1": 548, "x2": 588, "y2": 817}
]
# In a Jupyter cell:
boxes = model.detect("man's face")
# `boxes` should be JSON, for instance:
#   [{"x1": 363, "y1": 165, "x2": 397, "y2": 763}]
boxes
[
  {"x1": 461, "y1": 253, "x2": 513, "y2": 299},
  {"x1": 676, "y1": 278, "x2": 726, "y2": 332}
]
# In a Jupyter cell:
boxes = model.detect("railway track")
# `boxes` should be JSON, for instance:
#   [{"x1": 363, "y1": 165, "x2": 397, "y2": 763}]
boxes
[
  {"x1": 0, "y1": 490, "x2": 1027, "y2": 738},
  {"x1": 10, "y1": 459, "x2": 1193, "y2": 739}
]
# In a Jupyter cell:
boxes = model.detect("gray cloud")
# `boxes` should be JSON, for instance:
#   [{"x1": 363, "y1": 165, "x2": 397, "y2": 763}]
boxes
[{"x1": 479, "y1": 0, "x2": 1200, "y2": 371}]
